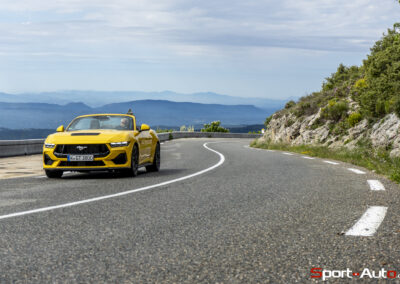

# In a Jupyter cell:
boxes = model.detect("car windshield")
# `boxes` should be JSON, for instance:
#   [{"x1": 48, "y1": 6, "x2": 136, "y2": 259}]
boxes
[{"x1": 67, "y1": 115, "x2": 134, "y2": 131}]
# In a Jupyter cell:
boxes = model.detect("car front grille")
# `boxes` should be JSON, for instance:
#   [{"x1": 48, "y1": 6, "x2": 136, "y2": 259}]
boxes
[{"x1": 54, "y1": 144, "x2": 110, "y2": 158}]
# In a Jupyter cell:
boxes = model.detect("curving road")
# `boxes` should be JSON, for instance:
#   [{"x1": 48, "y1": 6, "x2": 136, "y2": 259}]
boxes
[{"x1": 0, "y1": 138, "x2": 399, "y2": 283}]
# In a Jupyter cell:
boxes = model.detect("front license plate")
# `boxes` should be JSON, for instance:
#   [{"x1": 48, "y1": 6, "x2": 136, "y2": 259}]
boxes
[{"x1": 68, "y1": 155, "x2": 94, "y2": 161}]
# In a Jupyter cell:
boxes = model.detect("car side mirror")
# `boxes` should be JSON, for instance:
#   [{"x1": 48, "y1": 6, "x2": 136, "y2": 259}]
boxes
[
  {"x1": 56, "y1": 125, "x2": 64, "y2": 132},
  {"x1": 141, "y1": 124, "x2": 150, "y2": 131}
]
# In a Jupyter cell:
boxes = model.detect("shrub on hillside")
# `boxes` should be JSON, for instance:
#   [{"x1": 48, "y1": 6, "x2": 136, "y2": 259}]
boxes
[
  {"x1": 264, "y1": 115, "x2": 273, "y2": 128},
  {"x1": 354, "y1": 24, "x2": 400, "y2": 117},
  {"x1": 394, "y1": 97, "x2": 400, "y2": 118},
  {"x1": 321, "y1": 100, "x2": 349, "y2": 121},
  {"x1": 347, "y1": 112, "x2": 362, "y2": 127},
  {"x1": 285, "y1": 100, "x2": 296, "y2": 109},
  {"x1": 375, "y1": 100, "x2": 386, "y2": 116}
]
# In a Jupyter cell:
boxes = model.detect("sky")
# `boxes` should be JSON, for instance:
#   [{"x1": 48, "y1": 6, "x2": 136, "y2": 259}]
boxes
[{"x1": 0, "y1": 0, "x2": 399, "y2": 100}]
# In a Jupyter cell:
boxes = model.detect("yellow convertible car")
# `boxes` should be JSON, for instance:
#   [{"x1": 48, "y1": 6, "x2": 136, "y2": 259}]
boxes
[{"x1": 43, "y1": 112, "x2": 160, "y2": 178}]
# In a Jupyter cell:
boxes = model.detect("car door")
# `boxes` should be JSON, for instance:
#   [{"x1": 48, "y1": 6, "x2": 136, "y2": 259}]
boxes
[{"x1": 137, "y1": 128, "x2": 152, "y2": 163}]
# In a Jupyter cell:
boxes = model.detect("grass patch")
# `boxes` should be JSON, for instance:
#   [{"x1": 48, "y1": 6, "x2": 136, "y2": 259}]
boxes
[{"x1": 250, "y1": 140, "x2": 400, "y2": 183}]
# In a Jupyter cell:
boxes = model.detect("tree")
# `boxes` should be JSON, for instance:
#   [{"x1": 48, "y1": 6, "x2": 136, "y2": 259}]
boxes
[{"x1": 201, "y1": 121, "x2": 229, "y2": 133}]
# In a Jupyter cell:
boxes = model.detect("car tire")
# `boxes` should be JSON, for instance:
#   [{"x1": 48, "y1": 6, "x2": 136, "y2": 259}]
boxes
[
  {"x1": 129, "y1": 144, "x2": 139, "y2": 177},
  {"x1": 45, "y1": 170, "x2": 63, "y2": 178},
  {"x1": 146, "y1": 143, "x2": 160, "y2": 172}
]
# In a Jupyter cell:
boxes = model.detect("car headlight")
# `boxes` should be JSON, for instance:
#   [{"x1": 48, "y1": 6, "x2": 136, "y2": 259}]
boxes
[
  {"x1": 45, "y1": 143, "x2": 55, "y2": 149},
  {"x1": 110, "y1": 141, "x2": 130, "y2": 147}
]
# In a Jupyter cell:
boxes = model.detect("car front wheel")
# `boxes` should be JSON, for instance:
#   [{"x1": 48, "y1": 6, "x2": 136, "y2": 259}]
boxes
[
  {"x1": 129, "y1": 144, "x2": 139, "y2": 177},
  {"x1": 146, "y1": 143, "x2": 160, "y2": 172}
]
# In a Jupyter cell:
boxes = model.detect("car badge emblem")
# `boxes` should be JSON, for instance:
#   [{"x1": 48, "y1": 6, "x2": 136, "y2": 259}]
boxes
[{"x1": 76, "y1": 146, "x2": 87, "y2": 151}]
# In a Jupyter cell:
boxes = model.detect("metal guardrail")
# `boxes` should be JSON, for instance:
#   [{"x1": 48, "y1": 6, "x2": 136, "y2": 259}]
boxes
[
  {"x1": 0, "y1": 139, "x2": 45, "y2": 158},
  {"x1": 0, "y1": 132, "x2": 261, "y2": 158}
]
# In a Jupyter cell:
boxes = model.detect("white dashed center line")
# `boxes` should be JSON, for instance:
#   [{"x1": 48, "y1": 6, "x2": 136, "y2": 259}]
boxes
[
  {"x1": 348, "y1": 168, "x2": 366, "y2": 174},
  {"x1": 367, "y1": 180, "x2": 385, "y2": 191},
  {"x1": 345, "y1": 206, "x2": 388, "y2": 236},
  {"x1": 244, "y1": 145, "x2": 388, "y2": 237}
]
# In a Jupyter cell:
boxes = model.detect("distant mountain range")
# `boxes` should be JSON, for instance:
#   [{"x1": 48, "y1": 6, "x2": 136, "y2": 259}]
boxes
[
  {"x1": 0, "y1": 124, "x2": 265, "y2": 140},
  {"x1": 0, "y1": 100, "x2": 273, "y2": 130},
  {"x1": 0, "y1": 90, "x2": 290, "y2": 110}
]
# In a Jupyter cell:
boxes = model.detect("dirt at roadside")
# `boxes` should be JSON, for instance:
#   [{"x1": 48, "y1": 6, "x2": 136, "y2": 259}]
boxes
[{"x1": 0, "y1": 155, "x2": 43, "y2": 179}]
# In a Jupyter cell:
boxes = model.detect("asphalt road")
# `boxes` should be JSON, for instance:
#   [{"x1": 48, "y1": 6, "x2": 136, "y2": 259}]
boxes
[{"x1": 0, "y1": 138, "x2": 399, "y2": 283}]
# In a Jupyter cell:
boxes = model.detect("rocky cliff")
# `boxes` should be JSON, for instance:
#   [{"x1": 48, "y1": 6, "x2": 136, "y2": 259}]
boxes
[
  {"x1": 256, "y1": 24, "x2": 400, "y2": 158},
  {"x1": 257, "y1": 108, "x2": 400, "y2": 158}
]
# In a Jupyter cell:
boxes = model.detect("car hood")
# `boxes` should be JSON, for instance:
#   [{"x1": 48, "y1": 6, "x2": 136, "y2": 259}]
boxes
[{"x1": 45, "y1": 130, "x2": 132, "y2": 144}]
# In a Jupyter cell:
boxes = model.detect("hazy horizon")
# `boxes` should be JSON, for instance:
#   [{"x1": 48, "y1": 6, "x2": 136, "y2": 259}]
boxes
[{"x1": 1, "y1": 89, "x2": 294, "y2": 101}]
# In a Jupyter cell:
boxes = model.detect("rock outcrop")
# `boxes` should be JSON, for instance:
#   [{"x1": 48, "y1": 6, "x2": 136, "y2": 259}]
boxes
[{"x1": 259, "y1": 110, "x2": 400, "y2": 157}]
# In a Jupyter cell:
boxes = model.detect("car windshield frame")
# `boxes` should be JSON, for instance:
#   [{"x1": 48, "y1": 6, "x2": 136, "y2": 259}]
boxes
[{"x1": 66, "y1": 115, "x2": 136, "y2": 131}]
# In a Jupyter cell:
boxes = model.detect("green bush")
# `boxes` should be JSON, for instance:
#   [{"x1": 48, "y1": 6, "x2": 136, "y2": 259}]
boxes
[
  {"x1": 285, "y1": 100, "x2": 296, "y2": 109},
  {"x1": 201, "y1": 121, "x2": 229, "y2": 133},
  {"x1": 347, "y1": 112, "x2": 362, "y2": 127},
  {"x1": 179, "y1": 125, "x2": 195, "y2": 132},
  {"x1": 248, "y1": 130, "x2": 261, "y2": 134},
  {"x1": 355, "y1": 24, "x2": 400, "y2": 118},
  {"x1": 375, "y1": 100, "x2": 386, "y2": 116},
  {"x1": 285, "y1": 119, "x2": 295, "y2": 127},
  {"x1": 394, "y1": 97, "x2": 400, "y2": 118},
  {"x1": 156, "y1": 128, "x2": 173, "y2": 133},
  {"x1": 264, "y1": 115, "x2": 273, "y2": 128},
  {"x1": 331, "y1": 121, "x2": 349, "y2": 136},
  {"x1": 292, "y1": 101, "x2": 317, "y2": 117},
  {"x1": 321, "y1": 101, "x2": 348, "y2": 121}
]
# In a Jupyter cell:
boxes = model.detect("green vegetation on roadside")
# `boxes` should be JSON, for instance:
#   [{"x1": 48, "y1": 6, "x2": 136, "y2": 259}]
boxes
[
  {"x1": 156, "y1": 128, "x2": 174, "y2": 133},
  {"x1": 180, "y1": 125, "x2": 195, "y2": 132},
  {"x1": 201, "y1": 121, "x2": 230, "y2": 133},
  {"x1": 250, "y1": 140, "x2": 400, "y2": 183}
]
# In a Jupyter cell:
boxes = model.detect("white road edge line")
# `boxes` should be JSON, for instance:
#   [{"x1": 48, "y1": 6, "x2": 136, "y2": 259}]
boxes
[
  {"x1": 0, "y1": 142, "x2": 225, "y2": 221},
  {"x1": 243, "y1": 145, "x2": 274, "y2": 152},
  {"x1": 323, "y1": 160, "x2": 339, "y2": 165},
  {"x1": 35, "y1": 171, "x2": 75, "y2": 179},
  {"x1": 35, "y1": 176, "x2": 46, "y2": 179},
  {"x1": 367, "y1": 180, "x2": 385, "y2": 191},
  {"x1": 345, "y1": 206, "x2": 388, "y2": 236},
  {"x1": 283, "y1": 152, "x2": 294, "y2": 156},
  {"x1": 302, "y1": 156, "x2": 315, "y2": 160},
  {"x1": 348, "y1": 168, "x2": 366, "y2": 175}
]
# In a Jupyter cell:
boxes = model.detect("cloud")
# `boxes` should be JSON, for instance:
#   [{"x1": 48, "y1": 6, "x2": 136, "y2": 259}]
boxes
[
  {"x1": 0, "y1": 0, "x2": 399, "y2": 96},
  {"x1": 0, "y1": 0, "x2": 398, "y2": 55}
]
